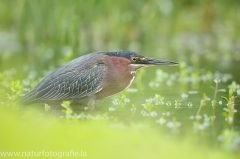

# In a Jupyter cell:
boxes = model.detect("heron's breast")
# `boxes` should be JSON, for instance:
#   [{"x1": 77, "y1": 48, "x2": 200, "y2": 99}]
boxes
[{"x1": 94, "y1": 56, "x2": 135, "y2": 99}]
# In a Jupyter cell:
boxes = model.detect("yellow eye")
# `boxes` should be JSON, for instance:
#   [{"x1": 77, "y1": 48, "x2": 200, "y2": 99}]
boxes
[{"x1": 132, "y1": 57, "x2": 137, "y2": 62}]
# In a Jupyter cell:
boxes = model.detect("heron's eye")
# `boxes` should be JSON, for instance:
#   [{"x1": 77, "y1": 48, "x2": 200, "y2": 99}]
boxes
[{"x1": 132, "y1": 57, "x2": 137, "y2": 62}]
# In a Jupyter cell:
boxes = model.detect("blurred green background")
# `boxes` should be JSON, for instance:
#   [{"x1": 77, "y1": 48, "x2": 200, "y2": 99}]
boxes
[
  {"x1": 0, "y1": 0, "x2": 239, "y2": 74},
  {"x1": 0, "y1": 0, "x2": 240, "y2": 159}
]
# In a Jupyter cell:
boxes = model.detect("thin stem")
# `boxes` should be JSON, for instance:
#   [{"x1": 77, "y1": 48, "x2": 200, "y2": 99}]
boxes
[
  {"x1": 228, "y1": 96, "x2": 235, "y2": 129},
  {"x1": 212, "y1": 81, "x2": 219, "y2": 121},
  {"x1": 196, "y1": 99, "x2": 204, "y2": 119}
]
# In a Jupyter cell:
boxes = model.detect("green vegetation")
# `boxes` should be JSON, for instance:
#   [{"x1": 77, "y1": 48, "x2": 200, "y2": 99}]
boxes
[{"x1": 0, "y1": 0, "x2": 239, "y2": 159}]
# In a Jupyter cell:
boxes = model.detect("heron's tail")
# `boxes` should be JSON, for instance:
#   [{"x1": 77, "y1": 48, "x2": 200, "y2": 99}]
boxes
[{"x1": 17, "y1": 90, "x2": 38, "y2": 105}]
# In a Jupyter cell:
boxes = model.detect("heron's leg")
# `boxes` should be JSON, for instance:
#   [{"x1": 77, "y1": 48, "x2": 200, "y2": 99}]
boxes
[{"x1": 87, "y1": 99, "x2": 95, "y2": 110}]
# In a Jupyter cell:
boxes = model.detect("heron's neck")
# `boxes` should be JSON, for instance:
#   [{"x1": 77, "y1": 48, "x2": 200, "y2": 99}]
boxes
[{"x1": 128, "y1": 64, "x2": 142, "y2": 71}]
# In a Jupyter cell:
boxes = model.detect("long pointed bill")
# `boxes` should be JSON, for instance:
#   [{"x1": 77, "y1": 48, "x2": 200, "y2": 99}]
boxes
[{"x1": 142, "y1": 57, "x2": 179, "y2": 66}]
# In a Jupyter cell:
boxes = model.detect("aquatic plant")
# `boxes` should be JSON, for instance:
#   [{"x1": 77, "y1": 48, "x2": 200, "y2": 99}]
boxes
[
  {"x1": 222, "y1": 89, "x2": 237, "y2": 129},
  {"x1": 61, "y1": 100, "x2": 73, "y2": 119}
]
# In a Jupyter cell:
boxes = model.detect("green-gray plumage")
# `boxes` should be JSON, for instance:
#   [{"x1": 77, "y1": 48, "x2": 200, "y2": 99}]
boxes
[{"x1": 19, "y1": 51, "x2": 178, "y2": 109}]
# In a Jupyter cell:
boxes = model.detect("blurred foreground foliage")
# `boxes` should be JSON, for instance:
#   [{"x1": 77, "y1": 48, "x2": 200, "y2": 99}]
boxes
[{"x1": 0, "y1": 106, "x2": 237, "y2": 159}]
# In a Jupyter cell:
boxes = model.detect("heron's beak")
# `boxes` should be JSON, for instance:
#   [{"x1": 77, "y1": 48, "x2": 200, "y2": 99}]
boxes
[{"x1": 141, "y1": 57, "x2": 179, "y2": 66}]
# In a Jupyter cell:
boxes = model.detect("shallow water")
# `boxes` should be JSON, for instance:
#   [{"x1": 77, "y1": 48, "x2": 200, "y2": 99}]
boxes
[{"x1": 29, "y1": 65, "x2": 240, "y2": 138}]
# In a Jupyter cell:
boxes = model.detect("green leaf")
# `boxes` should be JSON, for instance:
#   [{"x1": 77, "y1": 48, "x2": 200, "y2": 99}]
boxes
[
  {"x1": 229, "y1": 89, "x2": 233, "y2": 98},
  {"x1": 221, "y1": 96, "x2": 229, "y2": 102},
  {"x1": 203, "y1": 93, "x2": 207, "y2": 100},
  {"x1": 211, "y1": 100, "x2": 217, "y2": 107}
]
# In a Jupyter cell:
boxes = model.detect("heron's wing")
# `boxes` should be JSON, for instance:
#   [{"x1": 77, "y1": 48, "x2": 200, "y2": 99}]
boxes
[{"x1": 20, "y1": 63, "x2": 106, "y2": 103}]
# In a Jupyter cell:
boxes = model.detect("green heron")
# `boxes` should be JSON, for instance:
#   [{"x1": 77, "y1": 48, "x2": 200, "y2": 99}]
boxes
[{"x1": 20, "y1": 51, "x2": 178, "y2": 109}]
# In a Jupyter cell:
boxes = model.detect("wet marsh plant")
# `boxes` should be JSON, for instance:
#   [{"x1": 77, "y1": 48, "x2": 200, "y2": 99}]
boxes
[
  {"x1": 141, "y1": 100, "x2": 154, "y2": 117},
  {"x1": 228, "y1": 81, "x2": 240, "y2": 93},
  {"x1": 141, "y1": 98, "x2": 157, "y2": 118},
  {"x1": 211, "y1": 79, "x2": 219, "y2": 119},
  {"x1": 141, "y1": 94, "x2": 166, "y2": 118},
  {"x1": 228, "y1": 81, "x2": 240, "y2": 96},
  {"x1": 61, "y1": 100, "x2": 73, "y2": 119},
  {"x1": 44, "y1": 103, "x2": 50, "y2": 112},
  {"x1": 166, "y1": 101, "x2": 172, "y2": 108},
  {"x1": 6, "y1": 80, "x2": 24, "y2": 109},
  {"x1": 112, "y1": 94, "x2": 130, "y2": 108},
  {"x1": 196, "y1": 93, "x2": 208, "y2": 119},
  {"x1": 221, "y1": 89, "x2": 237, "y2": 129},
  {"x1": 211, "y1": 79, "x2": 222, "y2": 123},
  {"x1": 7, "y1": 81, "x2": 23, "y2": 101},
  {"x1": 174, "y1": 100, "x2": 182, "y2": 109},
  {"x1": 153, "y1": 94, "x2": 164, "y2": 105}
]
